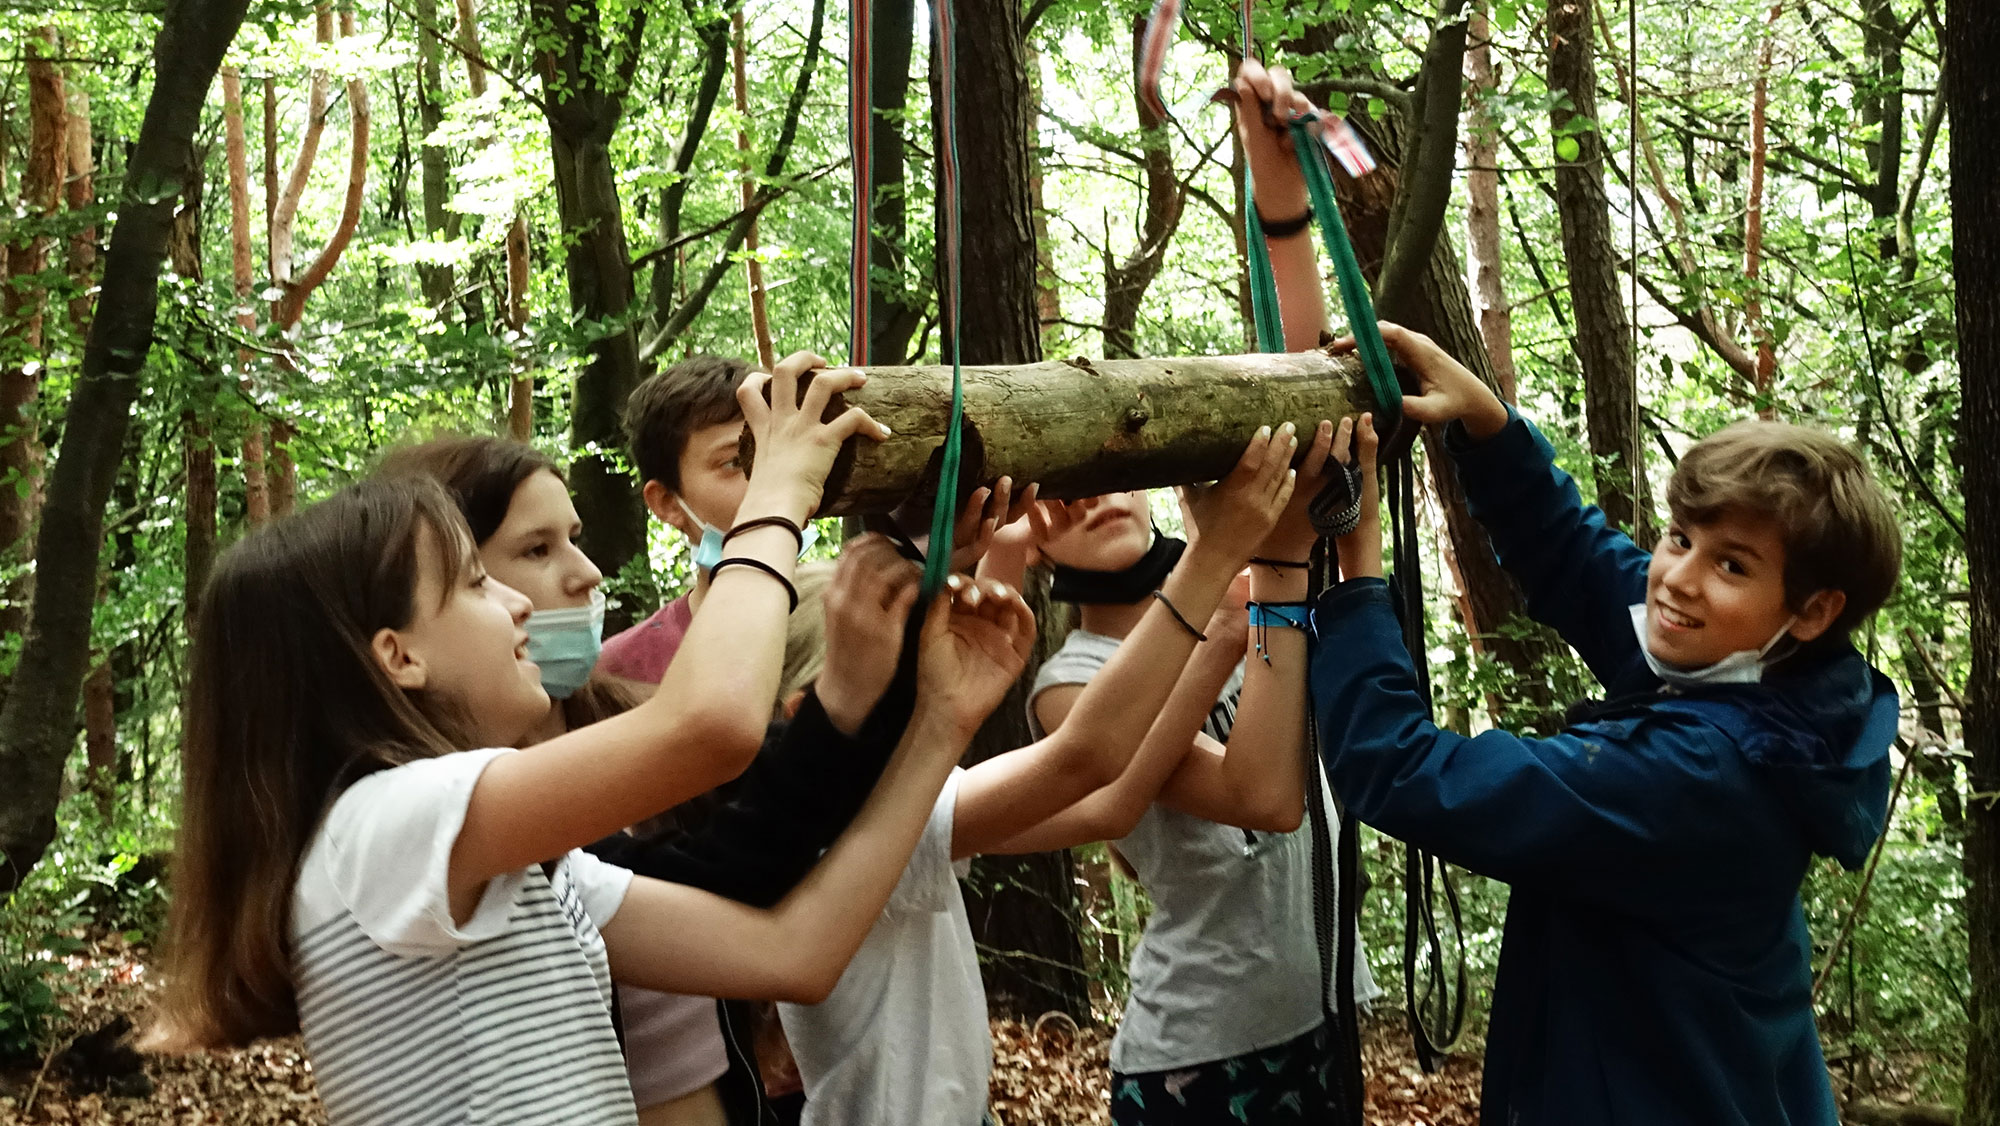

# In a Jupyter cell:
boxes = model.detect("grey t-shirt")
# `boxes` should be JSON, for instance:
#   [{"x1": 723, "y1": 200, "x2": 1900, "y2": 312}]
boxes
[{"x1": 1031, "y1": 629, "x2": 1379, "y2": 1074}]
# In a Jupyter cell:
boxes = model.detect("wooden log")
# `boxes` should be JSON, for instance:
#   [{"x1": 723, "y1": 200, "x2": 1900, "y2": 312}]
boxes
[{"x1": 742, "y1": 349, "x2": 1387, "y2": 516}]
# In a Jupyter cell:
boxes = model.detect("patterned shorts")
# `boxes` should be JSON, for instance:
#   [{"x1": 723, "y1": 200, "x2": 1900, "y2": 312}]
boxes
[{"x1": 1111, "y1": 1023, "x2": 1335, "y2": 1125}]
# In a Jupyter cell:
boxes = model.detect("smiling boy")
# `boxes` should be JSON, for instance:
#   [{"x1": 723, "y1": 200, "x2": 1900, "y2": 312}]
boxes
[{"x1": 1309, "y1": 324, "x2": 1902, "y2": 1126}]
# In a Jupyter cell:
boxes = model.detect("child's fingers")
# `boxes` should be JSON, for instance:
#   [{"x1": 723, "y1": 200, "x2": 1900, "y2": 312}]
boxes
[
  {"x1": 1272, "y1": 468, "x2": 1298, "y2": 513},
  {"x1": 1331, "y1": 417, "x2": 1356, "y2": 468},
  {"x1": 823, "y1": 404, "x2": 893, "y2": 443},
  {"x1": 737, "y1": 370, "x2": 774, "y2": 429},
  {"x1": 1301, "y1": 420, "x2": 1334, "y2": 478},
  {"x1": 1358, "y1": 413, "x2": 1380, "y2": 474},
  {"x1": 799, "y1": 365, "x2": 866, "y2": 420}
]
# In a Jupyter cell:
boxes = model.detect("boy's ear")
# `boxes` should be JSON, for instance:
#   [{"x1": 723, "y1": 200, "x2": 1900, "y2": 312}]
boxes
[
  {"x1": 371, "y1": 627, "x2": 429, "y2": 690},
  {"x1": 1788, "y1": 589, "x2": 1848, "y2": 643},
  {"x1": 642, "y1": 480, "x2": 691, "y2": 534}
]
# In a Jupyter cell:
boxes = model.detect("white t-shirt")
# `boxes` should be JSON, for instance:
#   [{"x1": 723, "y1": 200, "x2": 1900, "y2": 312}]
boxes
[
  {"x1": 1032, "y1": 630, "x2": 1382, "y2": 1075},
  {"x1": 291, "y1": 748, "x2": 640, "y2": 1126},
  {"x1": 778, "y1": 768, "x2": 989, "y2": 1126}
]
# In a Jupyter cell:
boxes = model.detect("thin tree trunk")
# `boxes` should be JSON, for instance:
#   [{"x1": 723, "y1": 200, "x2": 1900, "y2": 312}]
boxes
[
  {"x1": 733, "y1": 10, "x2": 776, "y2": 370},
  {"x1": 1547, "y1": 0, "x2": 1648, "y2": 542},
  {"x1": 415, "y1": 0, "x2": 456, "y2": 309},
  {"x1": 64, "y1": 87, "x2": 96, "y2": 334},
  {"x1": 82, "y1": 658, "x2": 115, "y2": 815},
  {"x1": 935, "y1": 0, "x2": 1086, "y2": 1022},
  {"x1": 1949, "y1": 3, "x2": 2000, "y2": 1119},
  {"x1": 1743, "y1": 3, "x2": 1782, "y2": 419},
  {"x1": 451, "y1": 0, "x2": 535, "y2": 438},
  {"x1": 0, "y1": 27, "x2": 63, "y2": 572},
  {"x1": 1462, "y1": 1, "x2": 1516, "y2": 403},
  {"x1": 275, "y1": 6, "x2": 370, "y2": 330},
  {"x1": 533, "y1": 0, "x2": 650, "y2": 602},
  {"x1": 865, "y1": 0, "x2": 925, "y2": 364},
  {"x1": 1100, "y1": 13, "x2": 1187, "y2": 360},
  {"x1": 0, "y1": 0, "x2": 253, "y2": 895}
]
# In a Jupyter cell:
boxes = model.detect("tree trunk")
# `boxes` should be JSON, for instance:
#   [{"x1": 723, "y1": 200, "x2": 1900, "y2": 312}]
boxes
[
  {"x1": 0, "y1": 28, "x2": 63, "y2": 595},
  {"x1": 743, "y1": 352, "x2": 1382, "y2": 515},
  {"x1": 452, "y1": 0, "x2": 534, "y2": 439},
  {"x1": 534, "y1": 0, "x2": 649, "y2": 596},
  {"x1": 0, "y1": 0, "x2": 252, "y2": 895},
  {"x1": 861, "y1": 0, "x2": 927, "y2": 364},
  {"x1": 1547, "y1": 0, "x2": 1648, "y2": 543},
  {"x1": 1100, "y1": 14, "x2": 1186, "y2": 360},
  {"x1": 82, "y1": 658, "x2": 115, "y2": 815},
  {"x1": 1949, "y1": 1, "x2": 2000, "y2": 1119},
  {"x1": 733, "y1": 10, "x2": 776, "y2": 371},
  {"x1": 932, "y1": 0, "x2": 1085, "y2": 1021},
  {"x1": 1462, "y1": 1, "x2": 1517, "y2": 404},
  {"x1": 1743, "y1": 3, "x2": 1781, "y2": 418},
  {"x1": 64, "y1": 87, "x2": 96, "y2": 334},
  {"x1": 415, "y1": 0, "x2": 456, "y2": 309}
]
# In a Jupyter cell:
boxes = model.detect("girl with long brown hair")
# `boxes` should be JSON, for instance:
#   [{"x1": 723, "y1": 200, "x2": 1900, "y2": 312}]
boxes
[{"x1": 152, "y1": 366, "x2": 1039, "y2": 1126}]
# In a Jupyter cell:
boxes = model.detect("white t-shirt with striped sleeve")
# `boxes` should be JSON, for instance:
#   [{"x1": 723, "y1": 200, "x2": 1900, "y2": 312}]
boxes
[{"x1": 290, "y1": 747, "x2": 639, "y2": 1125}]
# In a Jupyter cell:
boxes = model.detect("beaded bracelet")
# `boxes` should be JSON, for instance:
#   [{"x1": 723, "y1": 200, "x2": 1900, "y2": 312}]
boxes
[
  {"x1": 1247, "y1": 600, "x2": 1312, "y2": 664},
  {"x1": 708, "y1": 556, "x2": 800, "y2": 613}
]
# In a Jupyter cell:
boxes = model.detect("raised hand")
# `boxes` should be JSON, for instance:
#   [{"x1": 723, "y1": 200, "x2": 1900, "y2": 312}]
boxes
[
  {"x1": 916, "y1": 574, "x2": 1037, "y2": 739},
  {"x1": 1334, "y1": 413, "x2": 1384, "y2": 581},
  {"x1": 1228, "y1": 58, "x2": 1311, "y2": 220},
  {"x1": 816, "y1": 535, "x2": 923, "y2": 735},
  {"x1": 1181, "y1": 424, "x2": 1300, "y2": 566},
  {"x1": 1258, "y1": 417, "x2": 1338, "y2": 562},
  {"x1": 736, "y1": 350, "x2": 894, "y2": 522},
  {"x1": 948, "y1": 477, "x2": 1042, "y2": 573},
  {"x1": 1332, "y1": 324, "x2": 1509, "y2": 440}
]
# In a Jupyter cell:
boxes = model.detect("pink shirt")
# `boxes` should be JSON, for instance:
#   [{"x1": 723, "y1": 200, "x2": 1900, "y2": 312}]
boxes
[
  {"x1": 600, "y1": 595, "x2": 693, "y2": 685},
  {"x1": 599, "y1": 592, "x2": 730, "y2": 1109}
]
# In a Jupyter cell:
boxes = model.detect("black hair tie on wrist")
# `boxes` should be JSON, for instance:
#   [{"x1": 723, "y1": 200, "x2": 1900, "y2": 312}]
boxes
[
  {"x1": 1249, "y1": 555, "x2": 1311, "y2": 571},
  {"x1": 708, "y1": 556, "x2": 800, "y2": 613},
  {"x1": 723, "y1": 515, "x2": 806, "y2": 553},
  {"x1": 1257, "y1": 206, "x2": 1314, "y2": 239},
  {"x1": 1151, "y1": 589, "x2": 1209, "y2": 643}
]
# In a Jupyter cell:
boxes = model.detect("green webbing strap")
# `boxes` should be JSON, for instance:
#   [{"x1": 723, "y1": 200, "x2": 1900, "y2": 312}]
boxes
[
  {"x1": 921, "y1": 0, "x2": 966, "y2": 598},
  {"x1": 1290, "y1": 118, "x2": 1401, "y2": 430},
  {"x1": 1244, "y1": 182, "x2": 1286, "y2": 354}
]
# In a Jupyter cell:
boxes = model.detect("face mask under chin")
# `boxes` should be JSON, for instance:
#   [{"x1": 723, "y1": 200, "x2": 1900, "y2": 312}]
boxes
[{"x1": 1629, "y1": 603, "x2": 1798, "y2": 688}]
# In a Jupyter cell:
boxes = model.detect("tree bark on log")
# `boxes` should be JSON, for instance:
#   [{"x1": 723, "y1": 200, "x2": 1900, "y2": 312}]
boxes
[
  {"x1": 743, "y1": 351, "x2": 1382, "y2": 516},
  {"x1": 0, "y1": 0, "x2": 252, "y2": 895}
]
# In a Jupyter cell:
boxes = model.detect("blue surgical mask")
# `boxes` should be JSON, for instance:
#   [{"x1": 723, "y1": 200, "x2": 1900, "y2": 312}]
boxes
[
  {"x1": 1629, "y1": 603, "x2": 1796, "y2": 688},
  {"x1": 677, "y1": 496, "x2": 726, "y2": 572},
  {"x1": 525, "y1": 588, "x2": 606, "y2": 699}
]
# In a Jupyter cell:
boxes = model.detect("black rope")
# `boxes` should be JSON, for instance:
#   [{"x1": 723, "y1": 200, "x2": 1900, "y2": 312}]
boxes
[{"x1": 1307, "y1": 538, "x2": 1365, "y2": 1124}]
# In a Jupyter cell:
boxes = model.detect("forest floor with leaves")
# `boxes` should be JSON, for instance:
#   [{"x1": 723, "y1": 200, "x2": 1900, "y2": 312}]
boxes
[{"x1": 0, "y1": 932, "x2": 1487, "y2": 1125}]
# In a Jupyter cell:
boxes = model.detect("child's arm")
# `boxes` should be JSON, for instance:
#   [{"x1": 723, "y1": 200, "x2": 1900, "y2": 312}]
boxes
[
  {"x1": 1232, "y1": 59, "x2": 1327, "y2": 351},
  {"x1": 948, "y1": 427, "x2": 1301, "y2": 858},
  {"x1": 586, "y1": 537, "x2": 921, "y2": 908},
  {"x1": 1361, "y1": 326, "x2": 1651, "y2": 685},
  {"x1": 979, "y1": 419, "x2": 1342, "y2": 850},
  {"x1": 452, "y1": 359, "x2": 892, "y2": 902},
  {"x1": 599, "y1": 574, "x2": 1031, "y2": 1003}
]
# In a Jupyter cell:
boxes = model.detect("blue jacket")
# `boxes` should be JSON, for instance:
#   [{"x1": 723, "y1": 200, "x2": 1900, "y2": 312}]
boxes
[{"x1": 1308, "y1": 411, "x2": 1897, "y2": 1126}]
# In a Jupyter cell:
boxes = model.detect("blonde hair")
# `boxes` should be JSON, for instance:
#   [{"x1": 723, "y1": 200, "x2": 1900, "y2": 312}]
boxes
[
  {"x1": 777, "y1": 563, "x2": 835, "y2": 711},
  {"x1": 1667, "y1": 420, "x2": 1902, "y2": 636}
]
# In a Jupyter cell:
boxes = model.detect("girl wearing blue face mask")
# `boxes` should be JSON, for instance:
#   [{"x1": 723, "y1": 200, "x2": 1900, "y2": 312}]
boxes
[{"x1": 378, "y1": 437, "x2": 925, "y2": 1126}]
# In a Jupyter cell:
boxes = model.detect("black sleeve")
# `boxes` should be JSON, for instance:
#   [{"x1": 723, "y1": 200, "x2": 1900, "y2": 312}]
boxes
[{"x1": 584, "y1": 669, "x2": 916, "y2": 908}]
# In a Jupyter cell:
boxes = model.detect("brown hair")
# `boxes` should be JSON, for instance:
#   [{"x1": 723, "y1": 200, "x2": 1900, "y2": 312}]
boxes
[
  {"x1": 623, "y1": 354, "x2": 754, "y2": 491},
  {"x1": 154, "y1": 478, "x2": 480, "y2": 1049},
  {"x1": 1667, "y1": 419, "x2": 1902, "y2": 637},
  {"x1": 375, "y1": 434, "x2": 642, "y2": 728}
]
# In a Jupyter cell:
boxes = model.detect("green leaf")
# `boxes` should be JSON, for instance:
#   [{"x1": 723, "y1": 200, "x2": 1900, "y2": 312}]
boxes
[{"x1": 1556, "y1": 136, "x2": 1580, "y2": 162}]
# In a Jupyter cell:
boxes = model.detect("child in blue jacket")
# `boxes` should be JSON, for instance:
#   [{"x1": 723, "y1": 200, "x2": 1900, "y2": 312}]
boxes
[{"x1": 1308, "y1": 325, "x2": 1902, "y2": 1126}]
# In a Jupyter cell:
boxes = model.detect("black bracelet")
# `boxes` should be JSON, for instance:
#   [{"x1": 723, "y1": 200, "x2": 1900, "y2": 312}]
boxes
[
  {"x1": 1249, "y1": 555, "x2": 1311, "y2": 572},
  {"x1": 1257, "y1": 205, "x2": 1314, "y2": 239},
  {"x1": 1150, "y1": 589, "x2": 1209, "y2": 643},
  {"x1": 723, "y1": 515, "x2": 806, "y2": 552},
  {"x1": 708, "y1": 556, "x2": 800, "y2": 613}
]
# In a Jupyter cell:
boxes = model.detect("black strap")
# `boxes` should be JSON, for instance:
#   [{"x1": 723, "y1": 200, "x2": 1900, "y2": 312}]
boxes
[
  {"x1": 709, "y1": 556, "x2": 801, "y2": 613},
  {"x1": 724, "y1": 514, "x2": 806, "y2": 552},
  {"x1": 1304, "y1": 539, "x2": 1363, "y2": 1124},
  {"x1": 1385, "y1": 450, "x2": 1468, "y2": 1072}
]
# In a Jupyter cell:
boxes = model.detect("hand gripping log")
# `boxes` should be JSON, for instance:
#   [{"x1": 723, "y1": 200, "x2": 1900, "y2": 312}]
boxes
[{"x1": 740, "y1": 349, "x2": 1397, "y2": 517}]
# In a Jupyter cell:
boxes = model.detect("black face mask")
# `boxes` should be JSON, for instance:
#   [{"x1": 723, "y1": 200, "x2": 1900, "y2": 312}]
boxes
[{"x1": 1049, "y1": 532, "x2": 1186, "y2": 605}]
